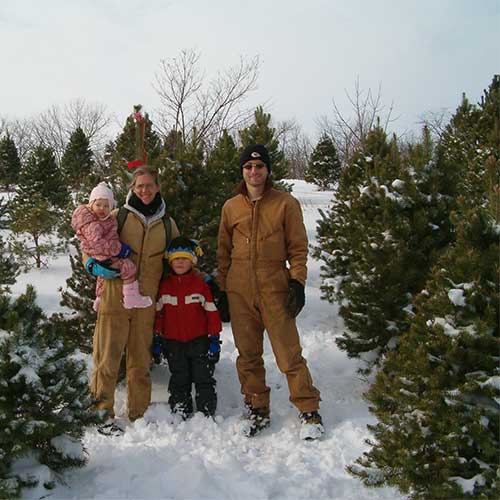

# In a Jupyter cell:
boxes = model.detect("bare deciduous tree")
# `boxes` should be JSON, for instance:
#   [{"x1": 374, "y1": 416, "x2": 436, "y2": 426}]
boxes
[
  {"x1": 30, "y1": 99, "x2": 112, "y2": 162},
  {"x1": 153, "y1": 49, "x2": 260, "y2": 150},
  {"x1": 2, "y1": 100, "x2": 111, "y2": 165},
  {"x1": 3, "y1": 118, "x2": 35, "y2": 162},
  {"x1": 276, "y1": 119, "x2": 312, "y2": 179},
  {"x1": 418, "y1": 108, "x2": 452, "y2": 141},
  {"x1": 317, "y1": 79, "x2": 397, "y2": 164}
]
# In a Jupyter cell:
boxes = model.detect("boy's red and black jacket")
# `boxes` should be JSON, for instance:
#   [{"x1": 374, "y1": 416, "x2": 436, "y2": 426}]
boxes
[{"x1": 154, "y1": 271, "x2": 222, "y2": 342}]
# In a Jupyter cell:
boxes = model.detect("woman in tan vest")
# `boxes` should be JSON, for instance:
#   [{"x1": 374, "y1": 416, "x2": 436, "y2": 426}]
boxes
[{"x1": 85, "y1": 166, "x2": 179, "y2": 436}]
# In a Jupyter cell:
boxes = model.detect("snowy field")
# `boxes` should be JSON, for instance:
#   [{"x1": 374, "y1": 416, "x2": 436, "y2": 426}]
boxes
[{"x1": 12, "y1": 181, "x2": 402, "y2": 500}]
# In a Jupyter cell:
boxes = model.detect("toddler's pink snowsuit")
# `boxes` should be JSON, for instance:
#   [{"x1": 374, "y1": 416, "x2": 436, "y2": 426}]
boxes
[{"x1": 71, "y1": 204, "x2": 150, "y2": 310}]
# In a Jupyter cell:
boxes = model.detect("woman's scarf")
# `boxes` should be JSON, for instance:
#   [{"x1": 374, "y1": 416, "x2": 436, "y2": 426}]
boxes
[{"x1": 127, "y1": 191, "x2": 163, "y2": 217}]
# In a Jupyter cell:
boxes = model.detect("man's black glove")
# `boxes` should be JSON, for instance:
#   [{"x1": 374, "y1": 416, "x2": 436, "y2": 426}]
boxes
[
  {"x1": 216, "y1": 291, "x2": 230, "y2": 323},
  {"x1": 285, "y1": 279, "x2": 305, "y2": 318}
]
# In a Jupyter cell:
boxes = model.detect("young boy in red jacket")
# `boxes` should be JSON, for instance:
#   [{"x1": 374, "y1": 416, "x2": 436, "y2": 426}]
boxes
[{"x1": 154, "y1": 236, "x2": 222, "y2": 418}]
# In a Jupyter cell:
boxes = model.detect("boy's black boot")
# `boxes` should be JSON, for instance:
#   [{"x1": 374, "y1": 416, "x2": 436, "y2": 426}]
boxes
[{"x1": 169, "y1": 396, "x2": 194, "y2": 420}]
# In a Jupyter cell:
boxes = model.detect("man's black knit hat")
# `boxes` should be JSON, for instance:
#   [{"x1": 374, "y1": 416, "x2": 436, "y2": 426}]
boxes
[{"x1": 239, "y1": 144, "x2": 271, "y2": 173}]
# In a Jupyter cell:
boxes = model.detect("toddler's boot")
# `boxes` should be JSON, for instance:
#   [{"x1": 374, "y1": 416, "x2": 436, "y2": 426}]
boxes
[{"x1": 122, "y1": 281, "x2": 152, "y2": 309}]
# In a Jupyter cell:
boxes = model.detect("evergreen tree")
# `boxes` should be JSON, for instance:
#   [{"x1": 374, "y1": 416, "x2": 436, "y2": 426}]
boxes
[
  {"x1": 60, "y1": 127, "x2": 97, "y2": 192},
  {"x1": 108, "y1": 108, "x2": 163, "y2": 202},
  {"x1": 58, "y1": 128, "x2": 101, "y2": 241},
  {"x1": 0, "y1": 286, "x2": 101, "y2": 498},
  {"x1": 56, "y1": 241, "x2": 96, "y2": 354},
  {"x1": 9, "y1": 145, "x2": 69, "y2": 268},
  {"x1": 206, "y1": 129, "x2": 241, "y2": 198},
  {"x1": 351, "y1": 190, "x2": 499, "y2": 499},
  {"x1": 202, "y1": 130, "x2": 242, "y2": 269},
  {"x1": 0, "y1": 195, "x2": 17, "y2": 293},
  {"x1": 239, "y1": 106, "x2": 289, "y2": 183},
  {"x1": 17, "y1": 145, "x2": 69, "y2": 210},
  {"x1": 314, "y1": 125, "x2": 457, "y2": 371},
  {"x1": 0, "y1": 219, "x2": 18, "y2": 295},
  {"x1": 0, "y1": 132, "x2": 21, "y2": 190},
  {"x1": 349, "y1": 77, "x2": 500, "y2": 498},
  {"x1": 9, "y1": 192, "x2": 62, "y2": 269},
  {"x1": 156, "y1": 135, "x2": 219, "y2": 272},
  {"x1": 305, "y1": 134, "x2": 342, "y2": 189}
]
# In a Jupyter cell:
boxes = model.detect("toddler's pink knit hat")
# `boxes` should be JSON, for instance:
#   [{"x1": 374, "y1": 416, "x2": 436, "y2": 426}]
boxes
[{"x1": 89, "y1": 182, "x2": 115, "y2": 209}]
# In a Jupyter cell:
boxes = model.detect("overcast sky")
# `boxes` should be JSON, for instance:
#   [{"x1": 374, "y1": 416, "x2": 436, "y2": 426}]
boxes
[{"x1": 1, "y1": 0, "x2": 498, "y2": 140}]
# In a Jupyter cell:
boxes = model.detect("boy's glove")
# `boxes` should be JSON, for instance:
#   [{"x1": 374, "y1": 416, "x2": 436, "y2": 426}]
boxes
[
  {"x1": 86, "y1": 258, "x2": 120, "y2": 279},
  {"x1": 152, "y1": 333, "x2": 164, "y2": 364},
  {"x1": 207, "y1": 334, "x2": 221, "y2": 363},
  {"x1": 116, "y1": 242, "x2": 132, "y2": 259},
  {"x1": 216, "y1": 291, "x2": 230, "y2": 323},
  {"x1": 285, "y1": 279, "x2": 305, "y2": 318}
]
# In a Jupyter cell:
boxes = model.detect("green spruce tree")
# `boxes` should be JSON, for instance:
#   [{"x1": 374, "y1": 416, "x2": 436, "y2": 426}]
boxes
[
  {"x1": 0, "y1": 132, "x2": 21, "y2": 191},
  {"x1": 156, "y1": 134, "x2": 219, "y2": 272},
  {"x1": 349, "y1": 76, "x2": 500, "y2": 498},
  {"x1": 239, "y1": 106, "x2": 289, "y2": 184},
  {"x1": 9, "y1": 145, "x2": 69, "y2": 268},
  {"x1": 0, "y1": 200, "x2": 18, "y2": 292},
  {"x1": 60, "y1": 127, "x2": 97, "y2": 192},
  {"x1": 55, "y1": 241, "x2": 96, "y2": 354},
  {"x1": 108, "y1": 107, "x2": 163, "y2": 202},
  {"x1": 18, "y1": 145, "x2": 69, "y2": 210},
  {"x1": 0, "y1": 286, "x2": 101, "y2": 498},
  {"x1": 58, "y1": 128, "x2": 101, "y2": 241},
  {"x1": 9, "y1": 193, "x2": 61, "y2": 269},
  {"x1": 351, "y1": 185, "x2": 499, "y2": 499},
  {"x1": 201, "y1": 130, "x2": 242, "y2": 269},
  {"x1": 305, "y1": 134, "x2": 342, "y2": 189},
  {"x1": 314, "y1": 125, "x2": 457, "y2": 371},
  {"x1": 206, "y1": 129, "x2": 241, "y2": 198}
]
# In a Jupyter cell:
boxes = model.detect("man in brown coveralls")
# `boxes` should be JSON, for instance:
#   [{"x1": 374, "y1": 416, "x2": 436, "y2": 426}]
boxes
[{"x1": 217, "y1": 144, "x2": 324, "y2": 440}]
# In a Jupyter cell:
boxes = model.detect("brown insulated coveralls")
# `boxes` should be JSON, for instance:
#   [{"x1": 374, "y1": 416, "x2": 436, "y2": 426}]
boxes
[
  {"x1": 90, "y1": 207, "x2": 179, "y2": 420},
  {"x1": 217, "y1": 186, "x2": 320, "y2": 414}
]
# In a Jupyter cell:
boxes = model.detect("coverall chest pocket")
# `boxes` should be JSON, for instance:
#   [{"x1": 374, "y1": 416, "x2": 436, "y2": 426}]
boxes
[{"x1": 231, "y1": 216, "x2": 251, "y2": 260}]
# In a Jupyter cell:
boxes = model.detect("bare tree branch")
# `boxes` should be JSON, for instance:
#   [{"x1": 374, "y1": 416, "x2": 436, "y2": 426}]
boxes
[
  {"x1": 3, "y1": 118, "x2": 37, "y2": 162},
  {"x1": 29, "y1": 99, "x2": 111, "y2": 162},
  {"x1": 153, "y1": 49, "x2": 260, "y2": 150},
  {"x1": 317, "y1": 79, "x2": 399, "y2": 164},
  {"x1": 418, "y1": 108, "x2": 452, "y2": 141},
  {"x1": 277, "y1": 119, "x2": 312, "y2": 179}
]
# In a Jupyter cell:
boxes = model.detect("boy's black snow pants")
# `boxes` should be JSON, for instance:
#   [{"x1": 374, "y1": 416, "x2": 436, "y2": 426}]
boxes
[{"x1": 164, "y1": 336, "x2": 217, "y2": 417}]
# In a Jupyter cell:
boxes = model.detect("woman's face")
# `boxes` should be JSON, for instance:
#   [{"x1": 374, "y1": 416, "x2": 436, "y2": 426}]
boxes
[{"x1": 133, "y1": 173, "x2": 160, "y2": 205}]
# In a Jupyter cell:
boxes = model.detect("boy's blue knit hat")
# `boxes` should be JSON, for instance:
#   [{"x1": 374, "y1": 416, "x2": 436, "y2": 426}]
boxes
[{"x1": 166, "y1": 236, "x2": 203, "y2": 264}]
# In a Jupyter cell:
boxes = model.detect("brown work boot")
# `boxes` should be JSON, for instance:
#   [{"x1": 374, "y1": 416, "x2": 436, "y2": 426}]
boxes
[
  {"x1": 241, "y1": 406, "x2": 270, "y2": 437},
  {"x1": 299, "y1": 411, "x2": 324, "y2": 441}
]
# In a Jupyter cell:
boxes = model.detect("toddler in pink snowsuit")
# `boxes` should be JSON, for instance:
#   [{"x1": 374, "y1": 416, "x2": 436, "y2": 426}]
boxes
[{"x1": 71, "y1": 182, "x2": 152, "y2": 311}]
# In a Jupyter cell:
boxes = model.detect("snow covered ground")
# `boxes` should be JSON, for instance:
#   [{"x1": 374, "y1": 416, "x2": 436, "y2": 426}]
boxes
[{"x1": 13, "y1": 181, "x2": 402, "y2": 500}]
